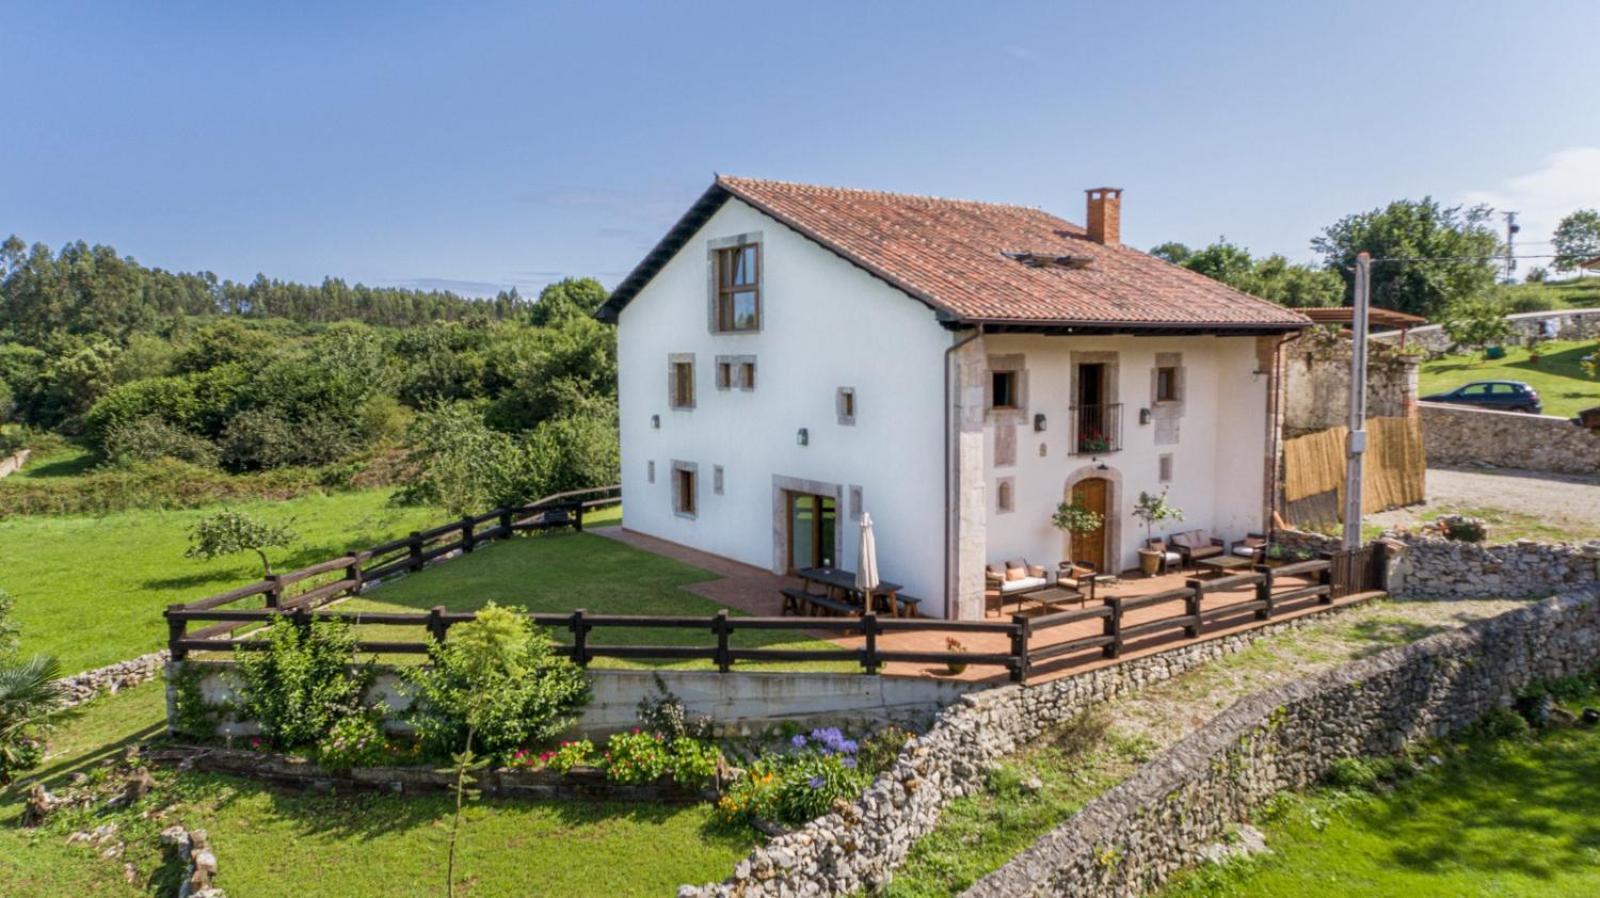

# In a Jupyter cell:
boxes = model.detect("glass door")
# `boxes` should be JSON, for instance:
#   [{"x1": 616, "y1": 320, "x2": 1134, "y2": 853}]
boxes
[{"x1": 787, "y1": 492, "x2": 837, "y2": 571}]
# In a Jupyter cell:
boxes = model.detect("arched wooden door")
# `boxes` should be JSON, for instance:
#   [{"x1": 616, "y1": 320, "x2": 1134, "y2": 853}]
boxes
[{"x1": 1069, "y1": 477, "x2": 1110, "y2": 571}]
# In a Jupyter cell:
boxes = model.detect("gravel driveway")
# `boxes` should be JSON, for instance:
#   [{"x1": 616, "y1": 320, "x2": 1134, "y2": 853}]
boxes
[{"x1": 1368, "y1": 465, "x2": 1600, "y2": 539}]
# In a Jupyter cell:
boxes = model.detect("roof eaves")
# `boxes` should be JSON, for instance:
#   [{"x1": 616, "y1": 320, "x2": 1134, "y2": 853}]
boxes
[{"x1": 594, "y1": 181, "x2": 731, "y2": 324}]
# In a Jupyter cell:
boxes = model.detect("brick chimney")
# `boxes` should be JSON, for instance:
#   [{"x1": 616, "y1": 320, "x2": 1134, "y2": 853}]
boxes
[{"x1": 1085, "y1": 187, "x2": 1123, "y2": 246}]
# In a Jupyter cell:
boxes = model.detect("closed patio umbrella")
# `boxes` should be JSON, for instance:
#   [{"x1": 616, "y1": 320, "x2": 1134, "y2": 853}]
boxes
[{"x1": 855, "y1": 513, "x2": 880, "y2": 611}]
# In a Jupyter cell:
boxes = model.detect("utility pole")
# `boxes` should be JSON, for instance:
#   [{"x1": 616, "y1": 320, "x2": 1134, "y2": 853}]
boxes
[
  {"x1": 1342, "y1": 252, "x2": 1371, "y2": 551},
  {"x1": 1503, "y1": 211, "x2": 1520, "y2": 282}
]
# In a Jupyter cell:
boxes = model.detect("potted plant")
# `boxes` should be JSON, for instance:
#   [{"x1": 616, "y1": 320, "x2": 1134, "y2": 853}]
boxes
[
  {"x1": 1132, "y1": 490, "x2": 1184, "y2": 577},
  {"x1": 1051, "y1": 500, "x2": 1105, "y2": 574},
  {"x1": 944, "y1": 638, "x2": 969, "y2": 675}
]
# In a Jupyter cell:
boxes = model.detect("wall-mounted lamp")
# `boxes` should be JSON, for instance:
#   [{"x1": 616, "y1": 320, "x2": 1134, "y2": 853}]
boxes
[
  {"x1": 1033, "y1": 413, "x2": 1047, "y2": 433},
  {"x1": 1138, "y1": 407, "x2": 1152, "y2": 426},
  {"x1": 1095, "y1": 461, "x2": 1109, "y2": 472},
  {"x1": 651, "y1": 414, "x2": 660, "y2": 429},
  {"x1": 796, "y1": 427, "x2": 809, "y2": 447}
]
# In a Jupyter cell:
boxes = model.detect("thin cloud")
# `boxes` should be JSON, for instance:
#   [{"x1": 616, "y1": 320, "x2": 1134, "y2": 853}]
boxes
[
  {"x1": 1464, "y1": 147, "x2": 1600, "y2": 254},
  {"x1": 396, "y1": 277, "x2": 513, "y2": 297}
]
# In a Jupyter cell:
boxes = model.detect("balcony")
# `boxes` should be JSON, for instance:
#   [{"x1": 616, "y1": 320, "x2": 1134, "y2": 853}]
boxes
[{"x1": 1072, "y1": 403, "x2": 1122, "y2": 455}]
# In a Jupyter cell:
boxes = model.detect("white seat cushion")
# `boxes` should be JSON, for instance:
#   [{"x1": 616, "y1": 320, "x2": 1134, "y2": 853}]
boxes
[
  {"x1": 1231, "y1": 546, "x2": 1259, "y2": 558},
  {"x1": 999, "y1": 576, "x2": 1048, "y2": 594},
  {"x1": 1162, "y1": 551, "x2": 1182, "y2": 565}
]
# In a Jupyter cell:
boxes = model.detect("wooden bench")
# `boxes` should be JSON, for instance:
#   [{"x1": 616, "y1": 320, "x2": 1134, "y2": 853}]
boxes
[
  {"x1": 804, "y1": 593, "x2": 859, "y2": 617},
  {"x1": 779, "y1": 587, "x2": 811, "y2": 616},
  {"x1": 886, "y1": 594, "x2": 923, "y2": 617}
]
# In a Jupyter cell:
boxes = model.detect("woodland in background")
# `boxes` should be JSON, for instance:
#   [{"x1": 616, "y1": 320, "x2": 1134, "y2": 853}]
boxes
[{"x1": 0, "y1": 236, "x2": 618, "y2": 515}]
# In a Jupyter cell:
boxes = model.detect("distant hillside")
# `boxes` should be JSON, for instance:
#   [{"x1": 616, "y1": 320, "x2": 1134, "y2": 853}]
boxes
[{"x1": 1502, "y1": 276, "x2": 1600, "y2": 313}]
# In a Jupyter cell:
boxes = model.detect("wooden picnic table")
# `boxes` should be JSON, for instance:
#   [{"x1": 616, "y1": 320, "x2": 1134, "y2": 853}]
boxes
[{"x1": 795, "y1": 567, "x2": 909, "y2": 617}]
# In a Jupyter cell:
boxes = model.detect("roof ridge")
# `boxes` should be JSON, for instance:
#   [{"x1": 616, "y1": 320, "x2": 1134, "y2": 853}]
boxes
[{"x1": 715, "y1": 174, "x2": 1050, "y2": 214}]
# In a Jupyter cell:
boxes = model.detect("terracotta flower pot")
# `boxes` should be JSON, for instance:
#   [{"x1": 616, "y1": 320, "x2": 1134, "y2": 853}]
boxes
[{"x1": 1137, "y1": 549, "x2": 1162, "y2": 577}]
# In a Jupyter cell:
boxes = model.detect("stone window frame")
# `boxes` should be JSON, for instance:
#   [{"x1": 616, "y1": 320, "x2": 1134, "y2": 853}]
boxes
[
  {"x1": 1069, "y1": 350, "x2": 1120, "y2": 455},
  {"x1": 836, "y1": 387, "x2": 857, "y2": 426},
  {"x1": 995, "y1": 476, "x2": 1015, "y2": 514},
  {"x1": 671, "y1": 460, "x2": 699, "y2": 519},
  {"x1": 713, "y1": 464, "x2": 725, "y2": 495},
  {"x1": 984, "y1": 354, "x2": 1029, "y2": 426},
  {"x1": 647, "y1": 460, "x2": 655, "y2": 484},
  {"x1": 849, "y1": 485, "x2": 864, "y2": 521},
  {"x1": 667, "y1": 352, "x2": 695, "y2": 410},
  {"x1": 706, "y1": 232, "x2": 764, "y2": 335},
  {"x1": 1158, "y1": 453, "x2": 1174, "y2": 483},
  {"x1": 715, "y1": 354, "x2": 757, "y2": 391},
  {"x1": 770, "y1": 474, "x2": 845, "y2": 574},
  {"x1": 1149, "y1": 352, "x2": 1186, "y2": 447}
]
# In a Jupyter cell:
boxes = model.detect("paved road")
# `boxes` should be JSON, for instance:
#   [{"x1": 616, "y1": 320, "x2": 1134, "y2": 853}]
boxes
[{"x1": 1368, "y1": 465, "x2": 1600, "y2": 537}]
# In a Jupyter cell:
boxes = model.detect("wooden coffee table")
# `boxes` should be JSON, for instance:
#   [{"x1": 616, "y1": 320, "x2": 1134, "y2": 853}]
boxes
[
  {"x1": 1021, "y1": 585, "x2": 1087, "y2": 611},
  {"x1": 1196, "y1": 555, "x2": 1253, "y2": 577}
]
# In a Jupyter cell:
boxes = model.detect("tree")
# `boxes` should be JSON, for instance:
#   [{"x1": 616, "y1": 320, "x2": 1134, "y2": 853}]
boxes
[
  {"x1": 1164, "y1": 239, "x2": 1342, "y2": 308},
  {"x1": 1552, "y1": 209, "x2": 1600, "y2": 272},
  {"x1": 185, "y1": 509, "x2": 299, "y2": 577},
  {"x1": 1148, "y1": 242, "x2": 1193, "y2": 265},
  {"x1": 527, "y1": 277, "x2": 608, "y2": 327},
  {"x1": 1440, "y1": 294, "x2": 1514, "y2": 355},
  {"x1": 1312, "y1": 198, "x2": 1501, "y2": 318}
]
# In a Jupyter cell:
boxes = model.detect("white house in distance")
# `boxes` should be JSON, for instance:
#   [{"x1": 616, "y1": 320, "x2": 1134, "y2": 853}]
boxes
[{"x1": 597, "y1": 176, "x2": 1311, "y2": 620}]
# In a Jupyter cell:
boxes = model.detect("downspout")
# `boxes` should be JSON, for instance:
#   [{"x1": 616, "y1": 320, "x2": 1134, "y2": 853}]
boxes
[
  {"x1": 1267, "y1": 335, "x2": 1287, "y2": 536},
  {"x1": 943, "y1": 324, "x2": 983, "y2": 619}
]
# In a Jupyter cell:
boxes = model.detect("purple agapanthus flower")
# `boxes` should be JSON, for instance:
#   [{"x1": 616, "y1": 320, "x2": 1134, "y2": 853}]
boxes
[
  {"x1": 791, "y1": 734, "x2": 808, "y2": 748},
  {"x1": 842, "y1": 757, "x2": 858, "y2": 769},
  {"x1": 808, "y1": 775, "x2": 825, "y2": 788}
]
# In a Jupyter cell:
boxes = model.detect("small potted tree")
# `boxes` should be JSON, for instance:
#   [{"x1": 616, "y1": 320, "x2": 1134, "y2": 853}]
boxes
[
  {"x1": 1132, "y1": 490, "x2": 1184, "y2": 577},
  {"x1": 1051, "y1": 500, "x2": 1104, "y2": 576}
]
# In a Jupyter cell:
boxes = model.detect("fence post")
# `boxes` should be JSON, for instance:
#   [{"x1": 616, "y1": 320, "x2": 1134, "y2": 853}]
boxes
[
  {"x1": 1256, "y1": 566, "x2": 1275, "y2": 620},
  {"x1": 263, "y1": 574, "x2": 282, "y2": 609},
  {"x1": 1182, "y1": 580, "x2": 1203, "y2": 639},
  {"x1": 713, "y1": 610, "x2": 732, "y2": 673},
  {"x1": 1103, "y1": 596, "x2": 1122, "y2": 658},
  {"x1": 427, "y1": 605, "x2": 449, "y2": 645},
  {"x1": 461, "y1": 517, "x2": 476, "y2": 553},
  {"x1": 408, "y1": 531, "x2": 424, "y2": 572},
  {"x1": 569, "y1": 608, "x2": 590, "y2": 667},
  {"x1": 861, "y1": 612, "x2": 880, "y2": 676},
  {"x1": 1319, "y1": 554, "x2": 1336, "y2": 603},
  {"x1": 572, "y1": 501, "x2": 585, "y2": 533},
  {"x1": 498, "y1": 508, "x2": 514, "y2": 539},
  {"x1": 166, "y1": 605, "x2": 188, "y2": 661},
  {"x1": 346, "y1": 553, "x2": 365, "y2": 595},
  {"x1": 1009, "y1": 614, "x2": 1031, "y2": 683},
  {"x1": 291, "y1": 606, "x2": 311, "y2": 643}
]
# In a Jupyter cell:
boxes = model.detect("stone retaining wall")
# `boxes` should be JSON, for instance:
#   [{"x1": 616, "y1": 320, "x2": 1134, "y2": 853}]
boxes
[
  {"x1": 1373, "y1": 306, "x2": 1600, "y2": 354},
  {"x1": 963, "y1": 588, "x2": 1600, "y2": 898},
  {"x1": 1387, "y1": 533, "x2": 1600, "y2": 599},
  {"x1": 1421, "y1": 402, "x2": 1600, "y2": 475},
  {"x1": 677, "y1": 597, "x2": 1377, "y2": 897},
  {"x1": 0, "y1": 448, "x2": 29, "y2": 479},
  {"x1": 1282, "y1": 333, "x2": 1419, "y2": 437}
]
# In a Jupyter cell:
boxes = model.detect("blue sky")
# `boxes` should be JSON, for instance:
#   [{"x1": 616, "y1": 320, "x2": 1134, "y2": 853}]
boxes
[{"x1": 3, "y1": 1, "x2": 1597, "y2": 296}]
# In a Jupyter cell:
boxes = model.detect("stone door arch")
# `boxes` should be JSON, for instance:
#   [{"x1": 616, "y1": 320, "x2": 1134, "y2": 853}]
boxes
[{"x1": 1063, "y1": 465, "x2": 1122, "y2": 573}]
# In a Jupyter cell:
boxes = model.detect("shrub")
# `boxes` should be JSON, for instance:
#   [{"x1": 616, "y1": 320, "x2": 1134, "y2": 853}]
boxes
[
  {"x1": 1324, "y1": 756, "x2": 1381, "y2": 791},
  {"x1": 317, "y1": 713, "x2": 389, "y2": 771},
  {"x1": 716, "y1": 761, "x2": 782, "y2": 827},
  {"x1": 82, "y1": 375, "x2": 201, "y2": 451},
  {"x1": 636, "y1": 681, "x2": 712, "y2": 741},
  {"x1": 1436, "y1": 514, "x2": 1487, "y2": 543},
  {"x1": 101, "y1": 415, "x2": 219, "y2": 468},
  {"x1": 775, "y1": 752, "x2": 868, "y2": 823},
  {"x1": 403, "y1": 603, "x2": 589, "y2": 760},
  {"x1": 1441, "y1": 295, "x2": 1514, "y2": 354},
  {"x1": 667, "y1": 737, "x2": 722, "y2": 788},
  {"x1": 235, "y1": 618, "x2": 370, "y2": 749},
  {"x1": 857, "y1": 725, "x2": 914, "y2": 774},
  {"x1": 601, "y1": 729, "x2": 671, "y2": 785},
  {"x1": 1473, "y1": 706, "x2": 1531, "y2": 741},
  {"x1": 1506, "y1": 292, "x2": 1556, "y2": 314}
]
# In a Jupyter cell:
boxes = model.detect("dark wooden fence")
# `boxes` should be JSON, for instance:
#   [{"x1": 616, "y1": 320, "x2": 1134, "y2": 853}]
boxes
[{"x1": 167, "y1": 549, "x2": 1373, "y2": 684}]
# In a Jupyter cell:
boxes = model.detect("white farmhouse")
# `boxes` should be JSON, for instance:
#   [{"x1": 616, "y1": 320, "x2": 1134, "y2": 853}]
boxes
[{"x1": 597, "y1": 177, "x2": 1310, "y2": 620}]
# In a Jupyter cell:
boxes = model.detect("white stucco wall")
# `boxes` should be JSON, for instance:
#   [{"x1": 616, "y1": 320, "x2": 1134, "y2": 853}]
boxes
[
  {"x1": 616, "y1": 198, "x2": 954, "y2": 607},
  {"x1": 980, "y1": 334, "x2": 1269, "y2": 574}
]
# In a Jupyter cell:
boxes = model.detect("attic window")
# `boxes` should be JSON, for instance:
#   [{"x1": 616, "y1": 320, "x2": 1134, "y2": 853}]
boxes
[{"x1": 1004, "y1": 251, "x2": 1093, "y2": 270}]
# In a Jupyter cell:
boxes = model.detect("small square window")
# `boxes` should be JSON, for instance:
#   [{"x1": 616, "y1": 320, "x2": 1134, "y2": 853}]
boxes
[
  {"x1": 716, "y1": 362, "x2": 733, "y2": 390},
  {"x1": 740, "y1": 361, "x2": 756, "y2": 390},
  {"x1": 996, "y1": 478, "x2": 1015, "y2": 513},
  {"x1": 991, "y1": 371, "x2": 1018, "y2": 409},
  {"x1": 647, "y1": 460, "x2": 656, "y2": 484},
  {"x1": 1156, "y1": 366, "x2": 1179, "y2": 403},
  {"x1": 837, "y1": 387, "x2": 857, "y2": 425},
  {"x1": 1159, "y1": 453, "x2": 1174, "y2": 483},
  {"x1": 713, "y1": 465, "x2": 725, "y2": 495}
]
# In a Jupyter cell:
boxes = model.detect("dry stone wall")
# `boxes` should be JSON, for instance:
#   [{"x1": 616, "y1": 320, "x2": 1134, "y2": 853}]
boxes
[
  {"x1": 962, "y1": 588, "x2": 1600, "y2": 898},
  {"x1": 1421, "y1": 402, "x2": 1600, "y2": 475},
  {"x1": 1373, "y1": 307, "x2": 1600, "y2": 355},
  {"x1": 676, "y1": 600, "x2": 1374, "y2": 898},
  {"x1": 1387, "y1": 533, "x2": 1600, "y2": 599},
  {"x1": 1282, "y1": 333, "x2": 1419, "y2": 437},
  {"x1": 57, "y1": 651, "x2": 168, "y2": 709}
]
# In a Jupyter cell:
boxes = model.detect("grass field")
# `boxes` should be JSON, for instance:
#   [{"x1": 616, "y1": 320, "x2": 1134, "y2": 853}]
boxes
[
  {"x1": 1418, "y1": 338, "x2": 1600, "y2": 419},
  {"x1": 0, "y1": 681, "x2": 757, "y2": 898},
  {"x1": 0, "y1": 489, "x2": 442, "y2": 673},
  {"x1": 1159, "y1": 715, "x2": 1600, "y2": 897},
  {"x1": 1503, "y1": 275, "x2": 1600, "y2": 310}
]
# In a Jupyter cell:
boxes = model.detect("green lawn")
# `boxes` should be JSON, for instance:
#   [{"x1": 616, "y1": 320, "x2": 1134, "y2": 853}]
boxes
[
  {"x1": 0, "y1": 490, "x2": 441, "y2": 673},
  {"x1": 1419, "y1": 338, "x2": 1600, "y2": 419},
  {"x1": 342, "y1": 517, "x2": 846, "y2": 671},
  {"x1": 0, "y1": 682, "x2": 757, "y2": 898},
  {"x1": 1159, "y1": 717, "x2": 1600, "y2": 897}
]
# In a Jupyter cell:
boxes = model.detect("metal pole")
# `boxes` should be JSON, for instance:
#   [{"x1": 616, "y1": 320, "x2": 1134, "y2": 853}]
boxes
[{"x1": 1342, "y1": 252, "x2": 1371, "y2": 550}]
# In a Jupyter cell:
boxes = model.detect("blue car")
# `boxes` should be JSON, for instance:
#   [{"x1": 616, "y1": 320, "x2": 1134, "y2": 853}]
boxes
[{"x1": 1421, "y1": 380, "x2": 1543, "y2": 414}]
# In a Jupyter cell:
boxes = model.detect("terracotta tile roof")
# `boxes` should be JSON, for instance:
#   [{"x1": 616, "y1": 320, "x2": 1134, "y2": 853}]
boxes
[{"x1": 598, "y1": 176, "x2": 1310, "y2": 332}]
